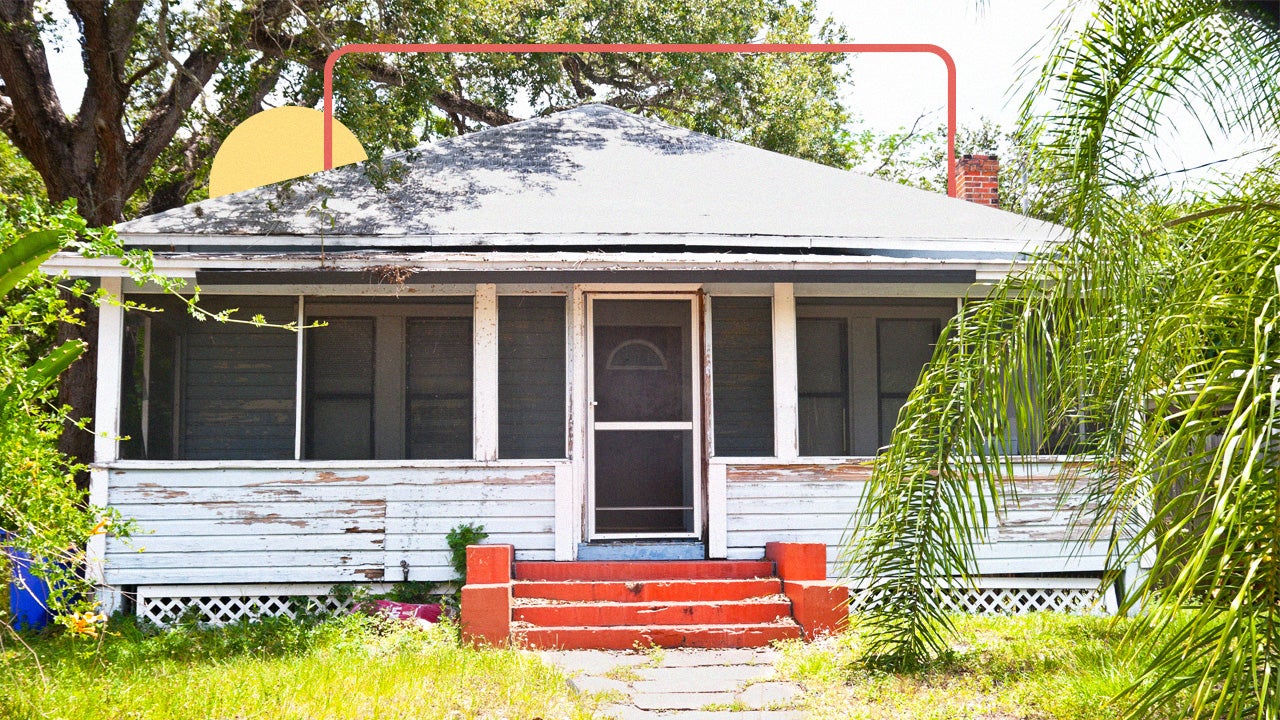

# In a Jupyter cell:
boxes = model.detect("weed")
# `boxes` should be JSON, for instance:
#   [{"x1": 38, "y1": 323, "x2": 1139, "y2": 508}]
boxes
[{"x1": 603, "y1": 665, "x2": 643, "y2": 682}]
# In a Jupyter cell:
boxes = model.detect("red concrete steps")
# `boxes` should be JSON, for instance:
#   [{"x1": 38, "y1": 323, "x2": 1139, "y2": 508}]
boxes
[
  {"x1": 513, "y1": 598, "x2": 793, "y2": 627},
  {"x1": 513, "y1": 577, "x2": 783, "y2": 603},
  {"x1": 459, "y1": 543, "x2": 849, "y2": 649},
  {"x1": 513, "y1": 622, "x2": 803, "y2": 650},
  {"x1": 513, "y1": 560, "x2": 775, "y2": 582}
]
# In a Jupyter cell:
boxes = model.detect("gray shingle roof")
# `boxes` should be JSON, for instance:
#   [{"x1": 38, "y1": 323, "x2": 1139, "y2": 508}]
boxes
[{"x1": 117, "y1": 104, "x2": 1064, "y2": 260}]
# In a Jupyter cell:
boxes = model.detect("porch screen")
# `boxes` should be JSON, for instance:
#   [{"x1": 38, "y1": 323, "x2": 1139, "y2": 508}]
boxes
[
  {"x1": 119, "y1": 295, "x2": 298, "y2": 460},
  {"x1": 498, "y1": 296, "x2": 566, "y2": 459},
  {"x1": 307, "y1": 298, "x2": 473, "y2": 460},
  {"x1": 710, "y1": 296, "x2": 774, "y2": 456},
  {"x1": 796, "y1": 299, "x2": 952, "y2": 456}
]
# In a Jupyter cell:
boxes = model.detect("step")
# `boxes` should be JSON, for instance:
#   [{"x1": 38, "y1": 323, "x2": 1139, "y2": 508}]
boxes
[
  {"x1": 513, "y1": 620, "x2": 803, "y2": 650},
  {"x1": 514, "y1": 577, "x2": 783, "y2": 603},
  {"x1": 513, "y1": 560, "x2": 775, "y2": 582},
  {"x1": 513, "y1": 599, "x2": 793, "y2": 627},
  {"x1": 576, "y1": 541, "x2": 705, "y2": 561}
]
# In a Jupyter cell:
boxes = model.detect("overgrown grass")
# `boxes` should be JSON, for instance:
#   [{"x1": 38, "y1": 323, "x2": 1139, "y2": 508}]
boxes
[
  {"x1": 0, "y1": 613, "x2": 597, "y2": 720},
  {"x1": 776, "y1": 613, "x2": 1175, "y2": 720}
]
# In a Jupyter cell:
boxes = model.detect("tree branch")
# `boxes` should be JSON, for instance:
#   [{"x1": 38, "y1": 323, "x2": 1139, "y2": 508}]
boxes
[
  {"x1": 0, "y1": 93, "x2": 14, "y2": 137},
  {"x1": 430, "y1": 90, "x2": 519, "y2": 127},
  {"x1": 68, "y1": 0, "x2": 146, "y2": 217},
  {"x1": 0, "y1": 0, "x2": 74, "y2": 196},
  {"x1": 247, "y1": 23, "x2": 521, "y2": 128},
  {"x1": 139, "y1": 59, "x2": 283, "y2": 215},
  {"x1": 123, "y1": 48, "x2": 223, "y2": 197}
]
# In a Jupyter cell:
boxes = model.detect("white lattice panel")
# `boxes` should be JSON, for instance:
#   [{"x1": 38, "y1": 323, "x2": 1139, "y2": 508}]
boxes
[
  {"x1": 137, "y1": 584, "x2": 358, "y2": 626},
  {"x1": 848, "y1": 577, "x2": 1111, "y2": 616}
]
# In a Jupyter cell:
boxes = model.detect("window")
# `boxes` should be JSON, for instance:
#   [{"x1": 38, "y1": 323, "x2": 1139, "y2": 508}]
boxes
[
  {"x1": 121, "y1": 292, "x2": 573, "y2": 462},
  {"x1": 498, "y1": 296, "x2": 567, "y2": 459},
  {"x1": 711, "y1": 296, "x2": 774, "y2": 456},
  {"x1": 796, "y1": 299, "x2": 952, "y2": 456},
  {"x1": 119, "y1": 295, "x2": 298, "y2": 460},
  {"x1": 305, "y1": 299, "x2": 473, "y2": 460},
  {"x1": 797, "y1": 317, "x2": 848, "y2": 455}
]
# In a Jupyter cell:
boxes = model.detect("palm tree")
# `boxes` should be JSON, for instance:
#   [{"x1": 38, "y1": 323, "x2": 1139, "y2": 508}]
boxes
[{"x1": 846, "y1": 1, "x2": 1280, "y2": 717}]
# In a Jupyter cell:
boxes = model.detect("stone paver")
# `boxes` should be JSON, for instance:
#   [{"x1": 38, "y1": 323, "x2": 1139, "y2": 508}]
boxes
[
  {"x1": 601, "y1": 704, "x2": 663, "y2": 720},
  {"x1": 632, "y1": 664, "x2": 775, "y2": 693},
  {"x1": 664, "y1": 713, "x2": 804, "y2": 720},
  {"x1": 568, "y1": 675, "x2": 634, "y2": 695},
  {"x1": 542, "y1": 649, "x2": 650, "y2": 674},
  {"x1": 736, "y1": 682, "x2": 803, "y2": 709},
  {"x1": 633, "y1": 691, "x2": 739, "y2": 711},
  {"x1": 540, "y1": 647, "x2": 806, "y2": 719}
]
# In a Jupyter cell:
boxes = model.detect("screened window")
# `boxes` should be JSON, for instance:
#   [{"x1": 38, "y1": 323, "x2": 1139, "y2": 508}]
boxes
[
  {"x1": 119, "y1": 295, "x2": 298, "y2": 461},
  {"x1": 405, "y1": 315, "x2": 473, "y2": 459},
  {"x1": 306, "y1": 299, "x2": 472, "y2": 460},
  {"x1": 796, "y1": 300, "x2": 952, "y2": 456},
  {"x1": 797, "y1": 318, "x2": 849, "y2": 455},
  {"x1": 711, "y1": 296, "x2": 774, "y2": 456},
  {"x1": 498, "y1": 296, "x2": 566, "y2": 459},
  {"x1": 307, "y1": 318, "x2": 374, "y2": 459}
]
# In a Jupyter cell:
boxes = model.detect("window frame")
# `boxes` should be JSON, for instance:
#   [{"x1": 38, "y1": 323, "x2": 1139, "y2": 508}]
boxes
[
  {"x1": 304, "y1": 299, "x2": 474, "y2": 461},
  {"x1": 795, "y1": 299, "x2": 955, "y2": 458}
]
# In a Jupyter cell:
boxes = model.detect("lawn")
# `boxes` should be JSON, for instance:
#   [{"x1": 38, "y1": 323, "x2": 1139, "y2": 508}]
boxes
[
  {"x1": 775, "y1": 613, "x2": 1170, "y2": 720},
  {"x1": 0, "y1": 611, "x2": 1167, "y2": 720},
  {"x1": 0, "y1": 613, "x2": 599, "y2": 720}
]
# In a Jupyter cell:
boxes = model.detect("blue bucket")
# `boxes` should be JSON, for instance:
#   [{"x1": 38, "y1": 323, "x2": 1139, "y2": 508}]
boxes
[{"x1": 5, "y1": 545, "x2": 52, "y2": 632}]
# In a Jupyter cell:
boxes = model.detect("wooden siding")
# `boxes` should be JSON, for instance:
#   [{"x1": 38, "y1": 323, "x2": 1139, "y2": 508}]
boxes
[
  {"x1": 721, "y1": 461, "x2": 1111, "y2": 576},
  {"x1": 104, "y1": 464, "x2": 558, "y2": 585}
]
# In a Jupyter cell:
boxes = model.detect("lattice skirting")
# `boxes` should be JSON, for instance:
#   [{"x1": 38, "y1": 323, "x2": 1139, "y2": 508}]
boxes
[
  {"x1": 848, "y1": 576, "x2": 1115, "y2": 616},
  {"x1": 136, "y1": 584, "x2": 383, "y2": 626}
]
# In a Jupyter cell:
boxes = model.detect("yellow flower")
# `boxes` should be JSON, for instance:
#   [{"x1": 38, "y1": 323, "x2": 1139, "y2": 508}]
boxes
[
  {"x1": 65, "y1": 610, "x2": 107, "y2": 638},
  {"x1": 88, "y1": 517, "x2": 111, "y2": 536}
]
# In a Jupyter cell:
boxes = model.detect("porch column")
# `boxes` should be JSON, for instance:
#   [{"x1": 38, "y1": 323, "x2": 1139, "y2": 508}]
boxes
[
  {"x1": 561, "y1": 287, "x2": 588, "y2": 560},
  {"x1": 473, "y1": 284, "x2": 499, "y2": 461},
  {"x1": 90, "y1": 276, "x2": 124, "y2": 614},
  {"x1": 772, "y1": 282, "x2": 799, "y2": 459}
]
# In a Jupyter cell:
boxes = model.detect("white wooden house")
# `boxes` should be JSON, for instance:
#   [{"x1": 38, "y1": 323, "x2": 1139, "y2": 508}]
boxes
[{"x1": 50, "y1": 105, "x2": 1126, "y2": 626}]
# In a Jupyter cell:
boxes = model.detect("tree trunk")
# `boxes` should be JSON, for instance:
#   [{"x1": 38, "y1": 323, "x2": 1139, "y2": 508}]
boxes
[
  {"x1": 54, "y1": 200, "x2": 121, "y2": 491},
  {"x1": 56, "y1": 294, "x2": 99, "y2": 491}
]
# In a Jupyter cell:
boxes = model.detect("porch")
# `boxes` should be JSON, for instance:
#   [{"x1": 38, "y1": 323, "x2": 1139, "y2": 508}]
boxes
[{"x1": 81, "y1": 275, "x2": 1126, "y2": 625}]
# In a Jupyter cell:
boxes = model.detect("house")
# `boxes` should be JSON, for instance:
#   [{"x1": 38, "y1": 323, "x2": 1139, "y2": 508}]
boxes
[{"x1": 51, "y1": 105, "x2": 1131, "y2": 644}]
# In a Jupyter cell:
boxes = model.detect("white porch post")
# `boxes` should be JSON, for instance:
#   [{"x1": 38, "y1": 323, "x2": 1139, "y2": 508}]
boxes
[
  {"x1": 707, "y1": 464, "x2": 728, "y2": 558},
  {"x1": 89, "y1": 276, "x2": 124, "y2": 614},
  {"x1": 560, "y1": 287, "x2": 588, "y2": 560},
  {"x1": 772, "y1": 282, "x2": 799, "y2": 460},
  {"x1": 473, "y1": 284, "x2": 499, "y2": 461}
]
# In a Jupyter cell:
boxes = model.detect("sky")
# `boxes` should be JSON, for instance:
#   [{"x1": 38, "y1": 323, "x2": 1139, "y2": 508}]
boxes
[
  {"x1": 38, "y1": 0, "x2": 1270, "y2": 184},
  {"x1": 816, "y1": 0, "x2": 1272, "y2": 182},
  {"x1": 814, "y1": 0, "x2": 1063, "y2": 130}
]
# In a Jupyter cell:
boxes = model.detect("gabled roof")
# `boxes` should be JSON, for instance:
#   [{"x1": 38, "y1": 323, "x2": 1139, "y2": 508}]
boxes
[{"x1": 117, "y1": 105, "x2": 1064, "y2": 260}]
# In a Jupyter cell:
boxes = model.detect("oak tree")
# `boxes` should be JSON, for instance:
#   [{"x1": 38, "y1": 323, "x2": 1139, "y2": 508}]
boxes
[{"x1": 0, "y1": 0, "x2": 854, "y2": 472}]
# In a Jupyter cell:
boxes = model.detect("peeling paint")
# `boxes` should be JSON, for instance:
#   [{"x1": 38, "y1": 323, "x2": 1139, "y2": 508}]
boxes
[
  {"x1": 246, "y1": 471, "x2": 371, "y2": 487},
  {"x1": 135, "y1": 482, "x2": 189, "y2": 499},
  {"x1": 219, "y1": 512, "x2": 308, "y2": 528}
]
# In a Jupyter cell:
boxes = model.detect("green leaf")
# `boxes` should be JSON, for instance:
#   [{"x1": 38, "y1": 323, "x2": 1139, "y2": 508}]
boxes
[
  {"x1": 0, "y1": 228, "x2": 64, "y2": 299},
  {"x1": 0, "y1": 339, "x2": 85, "y2": 413}
]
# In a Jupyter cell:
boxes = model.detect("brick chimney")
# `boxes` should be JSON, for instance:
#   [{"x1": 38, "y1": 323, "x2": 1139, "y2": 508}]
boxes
[{"x1": 957, "y1": 154, "x2": 999, "y2": 208}]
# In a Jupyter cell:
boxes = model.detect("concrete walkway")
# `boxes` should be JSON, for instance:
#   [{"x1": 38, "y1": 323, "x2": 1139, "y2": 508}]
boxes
[{"x1": 540, "y1": 648, "x2": 805, "y2": 719}]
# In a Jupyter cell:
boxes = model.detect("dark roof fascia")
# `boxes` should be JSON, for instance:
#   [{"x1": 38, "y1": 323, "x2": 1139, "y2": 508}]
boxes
[{"x1": 195, "y1": 268, "x2": 978, "y2": 285}]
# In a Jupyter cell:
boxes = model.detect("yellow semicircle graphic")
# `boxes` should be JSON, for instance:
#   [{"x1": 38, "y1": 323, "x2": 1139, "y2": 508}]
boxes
[{"x1": 209, "y1": 106, "x2": 368, "y2": 198}]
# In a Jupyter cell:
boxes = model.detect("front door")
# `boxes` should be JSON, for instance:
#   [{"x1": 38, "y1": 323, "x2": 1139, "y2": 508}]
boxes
[{"x1": 587, "y1": 295, "x2": 702, "y2": 539}]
